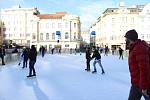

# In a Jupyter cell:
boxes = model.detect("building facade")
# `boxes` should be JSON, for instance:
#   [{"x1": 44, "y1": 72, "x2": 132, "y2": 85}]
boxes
[
  {"x1": 0, "y1": 6, "x2": 81, "y2": 51},
  {"x1": 0, "y1": 6, "x2": 40, "y2": 47},
  {"x1": 0, "y1": 19, "x2": 3, "y2": 45},
  {"x1": 0, "y1": 19, "x2": 5, "y2": 45},
  {"x1": 90, "y1": 3, "x2": 150, "y2": 50},
  {"x1": 30, "y1": 12, "x2": 81, "y2": 51}
]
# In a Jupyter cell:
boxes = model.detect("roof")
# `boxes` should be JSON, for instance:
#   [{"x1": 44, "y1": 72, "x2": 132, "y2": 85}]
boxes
[{"x1": 37, "y1": 12, "x2": 67, "y2": 19}]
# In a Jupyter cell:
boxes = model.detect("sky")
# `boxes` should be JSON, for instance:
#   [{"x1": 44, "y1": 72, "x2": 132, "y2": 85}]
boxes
[{"x1": 0, "y1": 0, "x2": 150, "y2": 30}]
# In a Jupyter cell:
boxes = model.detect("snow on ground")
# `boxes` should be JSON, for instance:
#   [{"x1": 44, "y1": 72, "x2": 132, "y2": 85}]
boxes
[{"x1": 0, "y1": 53, "x2": 142, "y2": 100}]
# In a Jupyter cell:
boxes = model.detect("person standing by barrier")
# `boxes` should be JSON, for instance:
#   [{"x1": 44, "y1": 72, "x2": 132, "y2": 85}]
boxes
[
  {"x1": 0, "y1": 46, "x2": 5, "y2": 65},
  {"x1": 27, "y1": 45, "x2": 37, "y2": 78},
  {"x1": 125, "y1": 29, "x2": 150, "y2": 100}
]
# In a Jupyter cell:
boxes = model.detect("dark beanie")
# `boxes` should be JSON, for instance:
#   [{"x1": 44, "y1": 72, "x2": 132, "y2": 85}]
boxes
[{"x1": 125, "y1": 29, "x2": 138, "y2": 41}]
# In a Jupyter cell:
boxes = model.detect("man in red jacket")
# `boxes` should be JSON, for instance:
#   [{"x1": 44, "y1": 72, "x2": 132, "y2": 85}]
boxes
[{"x1": 125, "y1": 29, "x2": 150, "y2": 100}]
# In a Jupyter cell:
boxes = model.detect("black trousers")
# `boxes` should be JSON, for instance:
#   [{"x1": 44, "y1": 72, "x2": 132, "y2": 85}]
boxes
[
  {"x1": 23, "y1": 59, "x2": 28, "y2": 68},
  {"x1": 86, "y1": 59, "x2": 90, "y2": 70},
  {"x1": 29, "y1": 61, "x2": 36, "y2": 75},
  {"x1": 1, "y1": 55, "x2": 5, "y2": 65},
  {"x1": 128, "y1": 85, "x2": 150, "y2": 100}
]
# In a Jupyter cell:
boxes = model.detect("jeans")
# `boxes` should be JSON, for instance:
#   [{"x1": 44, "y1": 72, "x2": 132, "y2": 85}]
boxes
[{"x1": 93, "y1": 59, "x2": 104, "y2": 72}]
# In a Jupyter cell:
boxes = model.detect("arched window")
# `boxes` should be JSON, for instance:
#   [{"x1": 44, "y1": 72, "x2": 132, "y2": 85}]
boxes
[
  {"x1": 32, "y1": 33, "x2": 36, "y2": 40},
  {"x1": 40, "y1": 33, "x2": 43, "y2": 40},
  {"x1": 52, "y1": 33, "x2": 55, "y2": 40},
  {"x1": 65, "y1": 32, "x2": 69, "y2": 39},
  {"x1": 74, "y1": 32, "x2": 76, "y2": 39},
  {"x1": 46, "y1": 33, "x2": 49, "y2": 40}
]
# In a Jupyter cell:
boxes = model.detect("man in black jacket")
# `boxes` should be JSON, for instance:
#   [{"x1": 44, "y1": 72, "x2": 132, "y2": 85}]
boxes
[
  {"x1": 0, "y1": 46, "x2": 5, "y2": 65},
  {"x1": 85, "y1": 47, "x2": 91, "y2": 71},
  {"x1": 27, "y1": 45, "x2": 37, "y2": 77},
  {"x1": 91, "y1": 46, "x2": 105, "y2": 74}
]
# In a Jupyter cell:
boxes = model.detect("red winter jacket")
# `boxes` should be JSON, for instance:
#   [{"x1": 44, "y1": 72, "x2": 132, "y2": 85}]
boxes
[{"x1": 128, "y1": 39, "x2": 150, "y2": 89}]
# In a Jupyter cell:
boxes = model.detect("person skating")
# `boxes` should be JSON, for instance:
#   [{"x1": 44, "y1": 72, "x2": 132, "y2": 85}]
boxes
[
  {"x1": 27, "y1": 45, "x2": 37, "y2": 78},
  {"x1": 85, "y1": 47, "x2": 91, "y2": 71},
  {"x1": 22, "y1": 48, "x2": 29, "y2": 68},
  {"x1": 91, "y1": 46, "x2": 105, "y2": 74},
  {"x1": 125, "y1": 29, "x2": 150, "y2": 100}
]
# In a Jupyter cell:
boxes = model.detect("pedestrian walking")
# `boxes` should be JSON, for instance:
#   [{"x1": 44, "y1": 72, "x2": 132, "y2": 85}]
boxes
[
  {"x1": 104, "y1": 45, "x2": 109, "y2": 56},
  {"x1": 27, "y1": 45, "x2": 37, "y2": 78},
  {"x1": 51, "y1": 48, "x2": 54, "y2": 54},
  {"x1": 125, "y1": 29, "x2": 150, "y2": 100},
  {"x1": 118, "y1": 47, "x2": 123, "y2": 60},
  {"x1": 91, "y1": 46, "x2": 105, "y2": 74},
  {"x1": 41, "y1": 46, "x2": 46, "y2": 57},
  {"x1": 85, "y1": 47, "x2": 91, "y2": 71}
]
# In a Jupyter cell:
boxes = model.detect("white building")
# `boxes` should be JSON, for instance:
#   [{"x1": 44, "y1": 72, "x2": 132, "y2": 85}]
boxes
[
  {"x1": 31, "y1": 12, "x2": 81, "y2": 51},
  {"x1": 81, "y1": 30, "x2": 90, "y2": 44},
  {"x1": 0, "y1": 6, "x2": 39, "y2": 46},
  {"x1": 90, "y1": 3, "x2": 150, "y2": 50},
  {"x1": 0, "y1": 6, "x2": 81, "y2": 51}
]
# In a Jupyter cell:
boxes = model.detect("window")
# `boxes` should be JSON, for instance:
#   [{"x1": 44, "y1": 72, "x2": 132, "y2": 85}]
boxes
[
  {"x1": 46, "y1": 33, "x2": 49, "y2": 40},
  {"x1": 131, "y1": 17, "x2": 134, "y2": 23},
  {"x1": 74, "y1": 32, "x2": 76, "y2": 39},
  {"x1": 65, "y1": 32, "x2": 69, "y2": 39},
  {"x1": 147, "y1": 34, "x2": 150, "y2": 39},
  {"x1": 40, "y1": 33, "x2": 43, "y2": 40},
  {"x1": 58, "y1": 23, "x2": 61, "y2": 28},
  {"x1": 52, "y1": 33, "x2": 55, "y2": 40},
  {"x1": 65, "y1": 22, "x2": 68, "y2": 28},
  {"x1": 141, "y1": 34, "x2": 144, "y2": 39},
  {"x1": 58, "y1": 35, "x2": 61, "y2": 39},
  {"x1": 32, "y1": 33, "x2": 36, "y2": 39},
  {"x1": 122, "y1": 17, "x2": 127, "y2": 23},
  {"x1": 46, "y1": 23, "x2": 49, "y2": 28},
  {"x1": 52, "y1": 23, "x2": 55, "y2": 28},
  {"x1": 65, "y1": 44, "x2": 69, "y2": 47},
  {"x1": 74, "y1": 23, "x2": 76, "y2": 28}
]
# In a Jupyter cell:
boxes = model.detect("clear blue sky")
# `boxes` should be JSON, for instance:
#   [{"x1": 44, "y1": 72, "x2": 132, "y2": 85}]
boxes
[{"x1": 0, "y1": 0, "x2": 149, "y2": 30}]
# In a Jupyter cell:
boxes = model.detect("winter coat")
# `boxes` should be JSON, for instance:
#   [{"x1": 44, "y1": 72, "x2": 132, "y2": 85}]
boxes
[
  {"x1": 92, "y1": 50, "x2": 101, "y2": 60},
  {"x1": 128, "y1": 39, "x2": 150, "y2": 89},
  {"x1": 0, "y1": 48, "x2": 5, "y2": 57},
  {"x1": 28, "y1": 48, "x2": 37, "y2": 62},
  {"x1": 22, "y1": 49, "x2": 29, "y2": 61},
  {"x1": 86, "y1": 50, "x2": 91, "y2": 60}
]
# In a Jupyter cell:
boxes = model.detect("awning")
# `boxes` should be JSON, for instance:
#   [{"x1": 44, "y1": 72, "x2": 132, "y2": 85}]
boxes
[
  {"x1": 56, "y1": 31, "x2": 61, "y2": 35},
  {"x1": 91, "y1": 31, "x2": 96, "y2": 35}
]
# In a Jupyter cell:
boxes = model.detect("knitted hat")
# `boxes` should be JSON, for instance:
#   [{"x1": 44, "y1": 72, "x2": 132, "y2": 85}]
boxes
[{"x1": 125, "y1": 29, "x2": 138, "y2": 41}]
